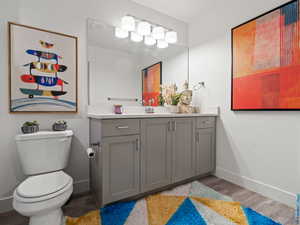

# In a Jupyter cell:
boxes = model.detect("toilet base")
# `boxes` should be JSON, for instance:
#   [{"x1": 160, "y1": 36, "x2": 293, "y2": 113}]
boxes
[{"x1": 29, "y1": 208, "x2": 63, "y2": 225}]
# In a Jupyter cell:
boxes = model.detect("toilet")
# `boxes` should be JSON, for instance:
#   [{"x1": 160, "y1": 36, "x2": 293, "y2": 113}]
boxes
[{"x1": 13, "y1": 130, "x2": 74, "y2": 225}]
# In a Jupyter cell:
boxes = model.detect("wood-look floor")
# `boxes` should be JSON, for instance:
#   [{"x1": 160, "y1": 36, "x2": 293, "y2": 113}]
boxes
[{"x1": 0, "y1": 175, "x2": 295, "y2": 225}]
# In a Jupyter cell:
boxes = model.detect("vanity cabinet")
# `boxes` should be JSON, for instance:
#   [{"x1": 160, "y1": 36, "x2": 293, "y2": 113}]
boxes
[
  {"x1": 90, "y1": 115, "x2": 216, "y2": 207},
  {"x1": 102, "y1": 135, "x2": 140, "y2": 204},
  {"x1": 195, "y1": 117, "x2": 216, "y2": 175},
  {"x1": 172, "y1": 118, "x2": 195, "y2": 183},
  {"x1": 141, "y1": 118, "x2": 172, "y2": 192}
]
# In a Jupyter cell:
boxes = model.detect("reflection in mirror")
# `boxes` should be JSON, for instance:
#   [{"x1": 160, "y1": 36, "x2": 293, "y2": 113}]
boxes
[{"x1": 87, "y1": 19, "x2": 189, "y2": 107}]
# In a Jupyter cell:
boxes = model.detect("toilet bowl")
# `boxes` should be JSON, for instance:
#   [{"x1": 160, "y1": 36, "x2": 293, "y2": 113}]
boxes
[{"x1": 13, "y1": 171, "x2": 73, "y2": 225}]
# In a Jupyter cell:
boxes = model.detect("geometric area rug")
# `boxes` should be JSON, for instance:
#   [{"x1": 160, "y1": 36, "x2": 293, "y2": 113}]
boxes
[{"x1": 65, "y1": 181, "x2": 282, "y2": 225}]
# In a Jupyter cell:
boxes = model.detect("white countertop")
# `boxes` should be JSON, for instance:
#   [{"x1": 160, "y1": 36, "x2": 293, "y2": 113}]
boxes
[{"x1": 87, "y1": 112, "x2": 218, "y2": 119}]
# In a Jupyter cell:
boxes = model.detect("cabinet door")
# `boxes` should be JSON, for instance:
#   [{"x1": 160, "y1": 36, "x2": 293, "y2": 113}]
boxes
[
  {"x1": 102, "y1": 135, "x2": 140, "y2": 204},
  {"x1": 172, "y1": 118, "x2": 195, "y2": 182},
  {"x1": 141, "y1": 118, "x2": 172, "y2": 192},
  {"x1": 195, "y1": 128, "x2": 215, "y2": 175}
]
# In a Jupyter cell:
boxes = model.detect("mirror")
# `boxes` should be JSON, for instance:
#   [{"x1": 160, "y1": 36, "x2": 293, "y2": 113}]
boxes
[{"x1": 87, "y1": 19, "x2": 189, "y2": 107}]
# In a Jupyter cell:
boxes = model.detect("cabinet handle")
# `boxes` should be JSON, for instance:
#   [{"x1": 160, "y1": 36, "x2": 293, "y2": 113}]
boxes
[
  {"x1": 173, "y1": 121, "x2": 176, "y2": 131},
  {"x1": 196, "y1": 132, "x2": 200, "y2": 143},
  {"x1": 116, "y1": 126, "x2": 129, "y2": 129},
  {"x1": 168, "y1": 121, "x2": 172, "y2": 132},
  {"x1": 136, "y1": 139, "x2": 139, "y2": 151}
]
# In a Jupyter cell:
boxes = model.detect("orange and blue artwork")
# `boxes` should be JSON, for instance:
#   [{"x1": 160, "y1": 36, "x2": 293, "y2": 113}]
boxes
[
  {"x1": 232, "y1": 0, "x2": 300, "y2": 110},
  {"x1": 142, "y1": 62, "x2": 162, "y2": 106}
]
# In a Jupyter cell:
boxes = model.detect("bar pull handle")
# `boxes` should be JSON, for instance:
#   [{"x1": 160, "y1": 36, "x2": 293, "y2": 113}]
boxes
[
  {"x1": 196, "y1": 132, "x2": 200, "y2": 143},
  {"x1": 168, "y1": 121, "x2": 172, "y2": 132},
  {"x1": 173, "y1": 121, "x2": 176, "y2": 131},
  {"x1": 116, "y1": 126, "x2": 129, "y2": 129}
]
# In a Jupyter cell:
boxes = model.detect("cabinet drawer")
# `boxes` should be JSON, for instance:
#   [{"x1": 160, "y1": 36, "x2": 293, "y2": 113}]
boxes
[
  {"x1": 196, "y1": 117, "x2": 215, "y2": 128},
  {"x1": 102, "y1": 119, "x2": 140, "y2": 137}
]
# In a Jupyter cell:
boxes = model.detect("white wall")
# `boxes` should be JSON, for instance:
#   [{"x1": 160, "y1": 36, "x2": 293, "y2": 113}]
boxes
[
  {"x1": 0, "y1": 0, "x2": 188, "y2": 212},
  {"x1": 189, "y1": 0, "x2": 299, "y2": 207}
]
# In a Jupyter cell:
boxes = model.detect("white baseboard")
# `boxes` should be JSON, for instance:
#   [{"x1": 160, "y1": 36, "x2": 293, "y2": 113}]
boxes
[
  {"x1": 215, "y1": 167, "x2": 296, "y2": 208},
  {"x1": 0, "y1": 179, "x2": 90, "y2": 214}
]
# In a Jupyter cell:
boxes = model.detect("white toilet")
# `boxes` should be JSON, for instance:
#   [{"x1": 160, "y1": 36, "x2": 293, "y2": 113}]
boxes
[{"x1": 13, "y1": 130, "x2": 74, "y2": 225}]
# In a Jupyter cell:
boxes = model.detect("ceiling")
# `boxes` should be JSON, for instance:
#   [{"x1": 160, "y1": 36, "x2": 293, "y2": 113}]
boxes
[{"x1": 130, "y1": 0, "x2": 218, "y2": 23}]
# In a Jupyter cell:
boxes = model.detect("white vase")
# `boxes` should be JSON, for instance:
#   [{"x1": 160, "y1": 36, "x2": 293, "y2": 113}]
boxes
[{"x1": 167, "y1": 105, "x2": 179, "y2": 113}]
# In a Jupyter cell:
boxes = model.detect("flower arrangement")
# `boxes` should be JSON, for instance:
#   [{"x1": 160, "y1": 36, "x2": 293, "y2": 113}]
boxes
[{"x1": 161, "y1": 84, "x2": 182, "y2": 106}]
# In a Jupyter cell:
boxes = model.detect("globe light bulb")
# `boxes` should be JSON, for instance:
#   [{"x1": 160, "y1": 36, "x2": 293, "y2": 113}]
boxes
[
  {"x1": 131, "y1": 31, "x2": 143, "y2": 42},
  {"x1": 157, "y1": 40, "x2": 168, "y2": 48},
  {"x1": 152, "y1": 26, "x2": 165, "y2": 40},
  {"x1": 165, "y1": 31, "x2": 178, "y2": 44},
  {"x1": 121, "y1": 15, "x2": 135, "y2": 31},
  {"x1": 144, "y1": 36, "x2": 156, "y2": 46},
  {"x1": 115, "y1": 27, "x2": 129, "y2": 39},
  {"x1": 137, "y1": 21, "x2": 151, "y2": 36}
]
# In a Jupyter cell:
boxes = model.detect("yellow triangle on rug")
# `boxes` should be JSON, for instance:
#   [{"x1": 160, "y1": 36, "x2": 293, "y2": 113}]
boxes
[
  {"x1": 66, "y1": 210, "x2": 101, "y2": 225},
  {"x1": 146, "y1": 195, "x2": 186, "y2": 225}
]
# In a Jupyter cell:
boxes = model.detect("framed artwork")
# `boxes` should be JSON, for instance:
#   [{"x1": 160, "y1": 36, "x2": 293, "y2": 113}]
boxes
[
  {"x1": 142, "y1": 62, "x2": 162, "y2": 106},
  {"x1": 9, "y1": 22, "x2": 78, "y2": 113},
  {"x1": 232, "y1": 0, "x2": 300, "y2": 110}
]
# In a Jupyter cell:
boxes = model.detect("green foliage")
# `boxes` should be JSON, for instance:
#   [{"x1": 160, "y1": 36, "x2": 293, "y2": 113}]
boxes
[
  {"x1": 158, "y1": 94, "x2": 165, "y2": 106},
  {"x1": 171, "y1": 93, "x2": 182, "y2": 106},
  {"x1": 23, "y1": 121, "x2": 39, "y2": 127}
]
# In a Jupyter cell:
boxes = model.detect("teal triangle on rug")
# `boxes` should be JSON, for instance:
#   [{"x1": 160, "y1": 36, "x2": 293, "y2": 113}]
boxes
[
  {"x1": 100, "y1": 200, "x2": 136, "y2": 225},
  {"x1": 243, "y1": 207, "x2": 282, "y2": 225},
  {"x1": 166, "y1": 198, "x2": 207, "y2": 225}
]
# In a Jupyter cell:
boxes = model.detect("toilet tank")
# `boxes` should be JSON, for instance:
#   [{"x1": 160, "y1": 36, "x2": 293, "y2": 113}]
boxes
[{"x1": 15, "y1": 130, "x2": 73, "y2": 175}]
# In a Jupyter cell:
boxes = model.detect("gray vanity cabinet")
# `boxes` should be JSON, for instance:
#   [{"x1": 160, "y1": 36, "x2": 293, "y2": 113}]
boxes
[
  {"x1": 172, "y1": 118, "x2": 195, "y2": 183},
  {"x1": 195, "y1": 117, "x2": 216, "y2": 175},
  {"x1": 141, "y1": 118, "x2": 172, "y2": 192},
  {"x1": 102, "y1": 135, "x2": 140, "y2": 204},
  {"x1": 89, "y1": 116, "x2": 216, "y2": 207}
]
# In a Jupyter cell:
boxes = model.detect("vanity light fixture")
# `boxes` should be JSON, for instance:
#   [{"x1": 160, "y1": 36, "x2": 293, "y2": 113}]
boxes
[
  {"x1": 137, "y1": 21, "x2": 151, "y2": 36},
  {"x1": 115, "y1": 27, "x2": 129, "y2": 39},
  {"x1": 131, "y1": 31, "x2": 143, "y2": 42},
  {"x1": 116, "y1": 15, "x2": 178, "y2": 48},
  {"x1": 144, "y1": 36, "x2": 156, "y2": 46},
  {"x1": 121, "y1": 15, "x2": 135, "y2": 31},
  {"x1": 157, "y1": 39, "x2": 168, "y2": 49}
]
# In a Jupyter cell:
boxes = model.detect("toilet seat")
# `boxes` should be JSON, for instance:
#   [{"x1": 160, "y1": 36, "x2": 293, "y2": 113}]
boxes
[{"x1": 15, "y1": 171, "x2": 73, "y2": 203}]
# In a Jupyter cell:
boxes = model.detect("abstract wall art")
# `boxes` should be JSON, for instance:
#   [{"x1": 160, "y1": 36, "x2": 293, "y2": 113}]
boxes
[
  {"x1": 232, "y1": 0, "x2": 300, "y2": 110},
  {"x1": 142, "y1": 62, "x2": 162, "y2": 106},
  {"x1": 9, "y1": 22, "x2": 78, "y2": 113}
]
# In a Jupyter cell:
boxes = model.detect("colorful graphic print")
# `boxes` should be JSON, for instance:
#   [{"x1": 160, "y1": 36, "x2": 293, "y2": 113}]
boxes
[
  {"x1": 232, "y1": 0, "x2": 300, "y2": 110},
  {"x1": 142, "y1": 62, "x2": 162, "y2": 106}
]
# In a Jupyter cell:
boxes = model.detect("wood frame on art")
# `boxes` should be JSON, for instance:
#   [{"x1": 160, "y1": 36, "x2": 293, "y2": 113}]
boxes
[
  {"x1": 231, "y1": 0, "x2": 300, "y2": 111},
  {"x1": 8, "y1": 22, "x2": 78, "y2": 113}
]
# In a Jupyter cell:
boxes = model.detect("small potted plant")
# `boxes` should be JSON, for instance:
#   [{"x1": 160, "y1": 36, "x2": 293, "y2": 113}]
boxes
[
  {"x1": 21, "y1": 121, "x2": 39, "y2": 134},
  {"x1": 53, "y1": 120, "x2": 67, "y2": 131}
]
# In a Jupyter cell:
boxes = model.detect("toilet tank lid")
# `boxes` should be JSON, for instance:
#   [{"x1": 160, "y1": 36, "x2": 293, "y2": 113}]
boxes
[{"x1": 16, "y1": 130, "x2": 73, "y2": 141}]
